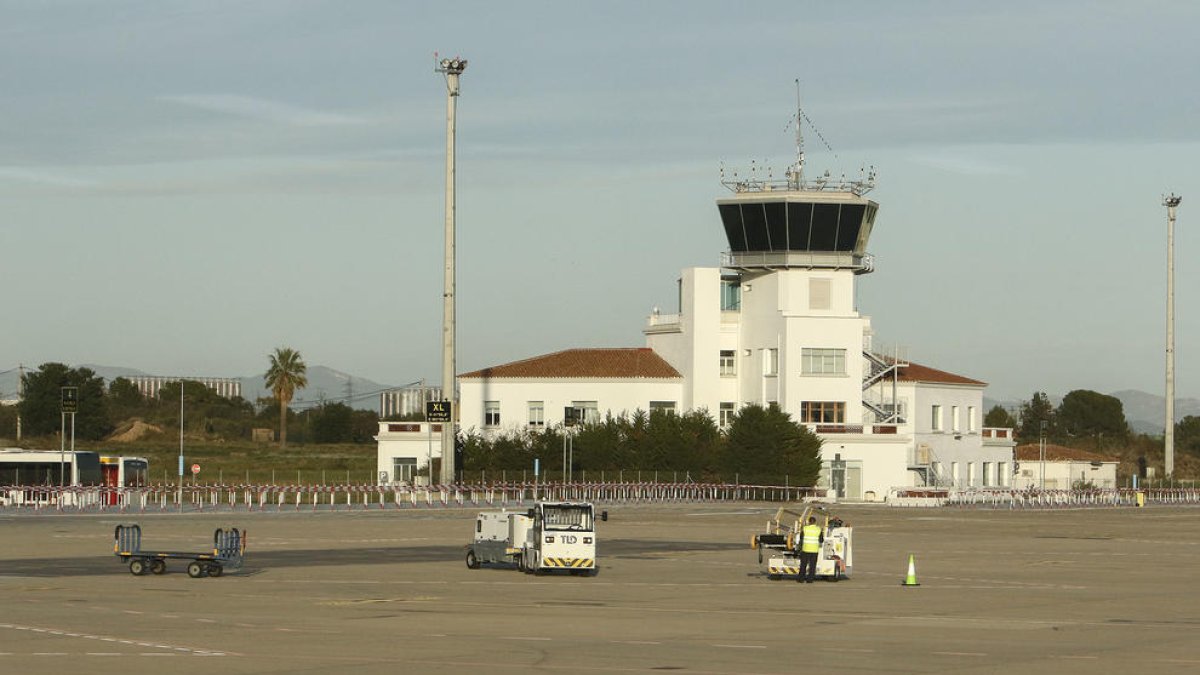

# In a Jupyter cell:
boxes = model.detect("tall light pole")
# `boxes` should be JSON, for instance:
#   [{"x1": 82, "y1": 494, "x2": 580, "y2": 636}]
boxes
[
  {"x1": 436, "y1": 55, "x2": 466, "y2": 486},
  {"x1": 1164, "y1": 194, "x2": 1181, "y2": 477}
]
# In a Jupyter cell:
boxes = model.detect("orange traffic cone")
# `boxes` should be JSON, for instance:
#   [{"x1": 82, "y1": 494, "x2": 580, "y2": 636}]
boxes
[{"x1": 901, "y1": 554, "x2": 920, "y2": 587}]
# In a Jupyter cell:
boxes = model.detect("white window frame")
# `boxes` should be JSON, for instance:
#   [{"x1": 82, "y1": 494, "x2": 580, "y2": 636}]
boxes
[
  {"x1": 967, "y1": 406, "x2": 977, "y2": 432},
  {"x1": 952, "y1": 406, "x2": 961, "y2": 433},
  {"x1": 763, "y1": 348, "x2": 779, "y2": 377},
  {"x1": 528, "y1": 401, "x2": 544, "y2": 428},
  {"x1": 484, "y1": 401, "x2": 500, "y2": 427},
  {"x1": 571, "y1": 401, "x2": 600, "y2": 424},
  {"x1": 649, "y1": 401, "x2": 677, "y2": 415},
  {"x1": 719, "y1": 350, "x2": 736, "y2": 377},
  {"x1": 801, "y1": 348, "x2": 846, "y2": 376},
  {"x1": 719, "y1": 402, "x2": 735, "y2": 428},
  {"x1": 932, "y1": 404, "x2": 943, "y2": 432}
]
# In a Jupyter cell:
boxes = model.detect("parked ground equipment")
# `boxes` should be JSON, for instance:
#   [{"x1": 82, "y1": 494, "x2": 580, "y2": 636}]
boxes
[
  {"x1": 114, "y1": 524, "x2": 246, "y2": 578},
  {"x1": 465, "y1": 501, "x2": 606, "y2": 575},
  {"x1": 751, "y1": 505, "x2": 852, "y2": 581}
]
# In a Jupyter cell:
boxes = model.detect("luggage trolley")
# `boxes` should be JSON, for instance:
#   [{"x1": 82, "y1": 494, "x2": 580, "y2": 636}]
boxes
[{"x1": 114, "y1": 524, "x2": 246, "y2": 578}]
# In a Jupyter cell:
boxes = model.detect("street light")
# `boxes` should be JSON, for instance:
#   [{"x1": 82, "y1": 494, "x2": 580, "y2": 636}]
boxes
[{"x1": 1163, "y1": 193, "x2": 1181, "y2": 477}]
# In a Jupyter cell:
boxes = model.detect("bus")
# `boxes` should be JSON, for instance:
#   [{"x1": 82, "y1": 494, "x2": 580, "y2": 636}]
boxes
[
  {"x1": 0, "y1": 448, "x2": 102, "y2": 486},
  {"x1": 100, "y1": 455, "x2": 149, "y2": 505}
]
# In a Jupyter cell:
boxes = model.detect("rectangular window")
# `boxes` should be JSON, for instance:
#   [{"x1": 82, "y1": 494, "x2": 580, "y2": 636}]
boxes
[
  {"x1": 967, "y1": 462, "x2": 975, "y2": 487},
  {"x1": 571, "y1": 401, "x2": 600, "y2": 424},
  {"x1": 982, "y1": 462, "x2": 992, "y2": 487},
  {"x1": 528, "y1": 401, "x2": 544, "y2": 427},
  {"x1": 720, "y1": 350, "x2": 736, "y2": 376},
  {"x1": 932, "y1": 405, "x2": 943, "y2": 431},
  {"x1": 801, "y1": 401, "x2": 846, "y2": 424},
  {"x1": 720, "y1": 280, "x2": 741, "y2": 311},
  {"x1": 967, "y1": 406, "x2": 977, "y2": 432},
  {"x1": 719, "y1": 402, "x2": 735, "y2": 428},
  {"x1": 801, "y1": 348, "x2": 846, "y2": 375},
  {"x1": 952, "y1": 406, "x2": 960, "y2": 432},
  {"x1": 763, "y1": 348, "x2": 779, "y2": 376},
  {"x1": 998, "y1": 462, "x2": 1007, "y2": 486},
  {"x1": 649, "y1": 401, "x2": 676, "y2": 415},
  {"x1": 484, "y1": 401, "x2": 500, "y2": 427},
  {"x1": 950, "y1": 461, "x2": 960, "y2": 486},
  {"x1": 391, "y1": 457, "x2": 417, "y2": 483}
]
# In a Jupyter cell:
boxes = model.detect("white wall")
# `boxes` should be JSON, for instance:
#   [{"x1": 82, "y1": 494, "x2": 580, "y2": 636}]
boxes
[
  {"x1": 459, "y1": 378, "x2": 685, "y2": 436},
  {"x1": 1012, "y1": 460, "x2": 1118, "y2": 489},
  {"x1": 375, "y1": 422, "x2": 444, "y2": 484}
]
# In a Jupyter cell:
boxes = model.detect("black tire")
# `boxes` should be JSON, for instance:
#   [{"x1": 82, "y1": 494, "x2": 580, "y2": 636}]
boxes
[
  {"x1": 517, "y1": 552, "x2": 526, "y2": 573},
  {"x1": 129, "y1": 559, "x2": 147, "y2": 576},
  {"x1": 187, "y1": 561, "x2": 205, "y2": 579},
  {"x1": 150, "y1": 559, "x2": 166, "y2": 575},
  {"x1": 208, "y1": 564, "x2": 223, "y2": 578},
  {"x1": 466, "y1": 549, "x2": 479, "y2": 570}
]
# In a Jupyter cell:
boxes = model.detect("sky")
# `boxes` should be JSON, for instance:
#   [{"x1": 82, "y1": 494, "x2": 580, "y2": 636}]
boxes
[{"x1": 1, "y1": 0, "x2": 1198, "y2": 403}]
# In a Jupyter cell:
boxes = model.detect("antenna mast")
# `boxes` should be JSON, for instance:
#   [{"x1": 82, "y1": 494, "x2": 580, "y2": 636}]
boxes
[{"x1": 788, "y1": 79, "x2": 805, "y2": 188}]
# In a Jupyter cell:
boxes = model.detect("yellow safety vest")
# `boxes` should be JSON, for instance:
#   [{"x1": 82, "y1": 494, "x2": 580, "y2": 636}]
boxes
[{"x1": 801, "y1": 523, "x2": 822, "y2": 554}]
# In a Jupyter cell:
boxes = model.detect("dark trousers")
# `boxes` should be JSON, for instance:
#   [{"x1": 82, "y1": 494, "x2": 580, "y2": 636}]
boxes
[{"x1": 798, "y1": 551, "x2": 818, "y2": 582}]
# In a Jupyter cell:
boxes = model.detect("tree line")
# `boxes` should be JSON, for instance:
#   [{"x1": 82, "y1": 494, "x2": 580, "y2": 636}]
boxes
[{"x1": 462, "y1": 404, "x2": 823, "y2": 486}]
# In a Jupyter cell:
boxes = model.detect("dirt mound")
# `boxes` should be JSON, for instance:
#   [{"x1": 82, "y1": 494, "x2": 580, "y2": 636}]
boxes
[{"x1": 108, "y1": 419, "x2": 164, "y2": 443}]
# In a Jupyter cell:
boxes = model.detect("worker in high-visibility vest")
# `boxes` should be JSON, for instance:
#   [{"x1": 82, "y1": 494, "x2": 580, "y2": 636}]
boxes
[{"x1": 797, "y1": 516, "x2": 824, "y2": 583}]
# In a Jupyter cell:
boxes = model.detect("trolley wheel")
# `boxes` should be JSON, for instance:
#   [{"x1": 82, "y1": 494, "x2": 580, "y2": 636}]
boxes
[
  {"x1": 187, "y1": 561, "x2": 205, "y2": 578},
  {"x1": 129, "y1": 558, "x2": 148, "y2": 576},
  {"x1": 465, "y1": 549, "x2": 480, "y2": 570},
  {"x1": 150, "y1": 559, "x2": 167, "y2": 575},
  {"x1": 208, "y1": 564, "x2": 223, "y2": 578}
]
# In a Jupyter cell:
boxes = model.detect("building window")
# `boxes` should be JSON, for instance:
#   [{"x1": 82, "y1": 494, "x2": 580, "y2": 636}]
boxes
[
  {"x1": 998, "y1": 462, "x2": 1008, "y2": 486},
  {"x1": 484, "y1": 401, "x2": 500, "y2": 427},
  {"x1": 932, "y1": 405, "x2": 943, "y2": 431},
  {"x1": 571, "y1": 401, "x2": 600, "y2": 424},
  {"x1": 801, "y1": 348, "x2": 845, "y2": 375},
  {"x1": 763, "y1": 348, "x2": 779, "y2": 376},
  {"x1": 649, "y1": 401, "x2": 677, "y2": 415},
  {"x1": 392, "y1": 457, "x2": 417, "y2": 483},
  {"x1": 719, "y1": 402, "x2": 735, "y2": 428},
  {"x1": 967, "y1": 462, "x2": 976, "y2": 487},
  {"x1": 528, "y1": 401, "x2": 544, "y2": 427},
  {"x1": 720, "y1": 350, "x2": 736, "y2": 376},
  {"x1": 952, "y1": 406, "x2": 960, "y2": 432},
  {"x1": 967, "y1": 406, "x2": 977, "y2": 432},
  {"x1": 721, "y1": 279, "x2": 741, "y2": 311},
  {"x1": 982, "y1": 462, "x2": 992, "y2": 487},
  {"x1": 801, "y1": 401, "x2": 846, "y2": 424}
]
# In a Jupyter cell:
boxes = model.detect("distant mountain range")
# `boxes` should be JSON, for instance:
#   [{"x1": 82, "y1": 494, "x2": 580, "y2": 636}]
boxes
[
  {"x1": 0, "y1": 364, "x2": 403, "y2": 412},
  {"x1": 984, "y1": 391, "x2": 1200, "y2": 435}
]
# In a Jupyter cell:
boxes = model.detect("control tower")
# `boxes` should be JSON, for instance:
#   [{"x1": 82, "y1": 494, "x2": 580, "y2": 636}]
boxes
[{"x1": 717, "y1": 94, "x2": 878, "y2": 274}]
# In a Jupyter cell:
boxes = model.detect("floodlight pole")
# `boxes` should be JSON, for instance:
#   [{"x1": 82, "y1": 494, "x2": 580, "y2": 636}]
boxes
[
  {"x1": 436, "y1": 55, "x2": 466, "y2": 486},
  {"x1": 1164, "y1": 194, "x2": 1181, "y2": 477}
]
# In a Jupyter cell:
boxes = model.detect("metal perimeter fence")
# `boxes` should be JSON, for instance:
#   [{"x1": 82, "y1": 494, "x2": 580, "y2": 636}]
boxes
[
  {"x1": 0, "y1": 482, "x2": 825, "y2": 513},
  {"x1": 5, "y1": 483, "x2": 1199, "y2": 513}
]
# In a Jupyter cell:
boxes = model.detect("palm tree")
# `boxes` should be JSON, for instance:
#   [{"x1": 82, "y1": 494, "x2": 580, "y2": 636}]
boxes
[{"x1": 264, "y1": 347, "x2": 308, "y2": 448}]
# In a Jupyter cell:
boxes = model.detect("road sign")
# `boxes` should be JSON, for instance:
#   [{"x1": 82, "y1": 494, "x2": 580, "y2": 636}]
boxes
[
  {"x1": 191, "y1": 464, "x2": 200, "y2": 476},
  {"x1": 61, "y1": 386, "x2": 79, "y2": 413},
  {"x1": 426, "y1": 400, "x2": 452, "y2": 423}
]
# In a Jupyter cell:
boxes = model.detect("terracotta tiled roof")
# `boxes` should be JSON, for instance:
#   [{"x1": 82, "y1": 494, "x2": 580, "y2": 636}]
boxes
[
  {"x1": 1014, "y1": 444, "x2": 1119, "y2": 463},
  {"x1": 896, "y1": 361, "x2": 986, "y2": 386},
  {"x1": 460, "y1": 348, "x2": 682, "y2": 379}
]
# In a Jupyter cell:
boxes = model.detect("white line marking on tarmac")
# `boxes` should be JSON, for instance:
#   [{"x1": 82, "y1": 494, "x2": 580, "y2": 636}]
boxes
[
  {"x1": 139, "y1": 653, "x2": 175, "y2": 657},
  {"x1": 713, "y1": 644, "x2": 767, "y2": 649},
  {"x1": 86, "y1": 653, "x2": 121, "y2": 656},
  {"x1": 33, "y1": 653, "x2": 68, "y2": 656},
  {"x1": 823, "y1": 647, "x2": 875, "y2": 653}
]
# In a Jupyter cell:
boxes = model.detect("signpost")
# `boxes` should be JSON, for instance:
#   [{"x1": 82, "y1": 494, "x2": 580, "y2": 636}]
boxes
[
  {"x1": 60, "y1": 387, "x2": 78, "y2": 487},
  {"x1": 425, "y1": 401, "x2": 452, "y2": 485}
]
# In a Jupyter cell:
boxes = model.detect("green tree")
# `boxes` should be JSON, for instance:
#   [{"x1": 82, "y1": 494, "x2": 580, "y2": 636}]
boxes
[
  {"x1": 984, "y1": 405, "x2": 1016, "y2": 429},
  {"x1": 1174, "y1": 415, "x2": 1200, "y2": 455},
  {"x1": 311, "y1": 402, "x2": 353, "y2": 443},
  {"x1": 264, "y1": 347, "x2": 307, "y2": 448},
  {"x1": 1017, "y1": 391, "x2": 1056, "y2": 441},
  {"x1": 17, "y1": 363, "x2": 112, "y2": 440},
  {"x1": 1056, "y1": 389, "x2": 1128, "y2": 449},
  {"x1": 722, "y1": 404, "x2": 822, "y2": 485},
  {"x1": 107, "y1": 377, "x2": 147, "y2": 422}
]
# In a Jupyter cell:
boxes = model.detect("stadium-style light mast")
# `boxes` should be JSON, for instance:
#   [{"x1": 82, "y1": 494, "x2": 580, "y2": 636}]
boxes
[{"x1": 436, "y1": 55, "x2": 466, "y2": 486}]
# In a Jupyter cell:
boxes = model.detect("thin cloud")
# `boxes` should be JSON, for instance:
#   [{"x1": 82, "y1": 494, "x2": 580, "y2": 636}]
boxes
[
  {"x1": 0, "y1": 166, "x2": 97, "y2": 188},
  {"x1": 158, "y1": 94, "x2": 366, "y2": 127}
]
